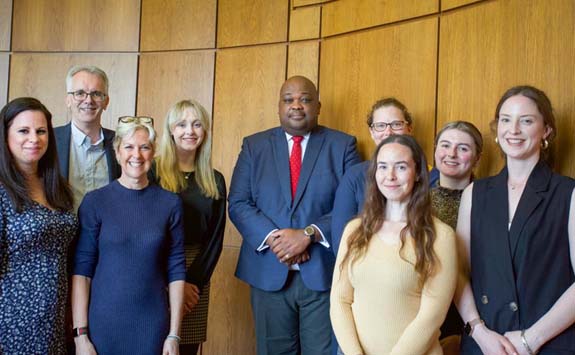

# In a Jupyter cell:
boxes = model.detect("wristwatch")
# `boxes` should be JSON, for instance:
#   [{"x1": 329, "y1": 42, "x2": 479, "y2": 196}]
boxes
[
  {"x1": 304, "y1": 225, "x2": 316, "y2": 243},
  {"x1": 464, "y1": 318, "x2": 484, "y2": 336}
]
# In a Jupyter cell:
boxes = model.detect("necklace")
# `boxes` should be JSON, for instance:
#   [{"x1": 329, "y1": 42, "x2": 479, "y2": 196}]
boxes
[
  {"x1": 183, "y1": 171, "x2": 193, "y2": 180},
  {"x1": 508, "y1": 181, "x2": 526, "y2": 190}
]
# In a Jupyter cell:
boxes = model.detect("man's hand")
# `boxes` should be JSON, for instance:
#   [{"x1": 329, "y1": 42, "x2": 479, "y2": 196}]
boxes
[{"x1": 269, "y1": 228, "x2": 312, "y2": 263}]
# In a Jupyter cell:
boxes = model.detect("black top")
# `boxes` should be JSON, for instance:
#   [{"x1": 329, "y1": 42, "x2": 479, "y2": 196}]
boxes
[
  {"x1": 150, "y1": 165, "x2": 227, "y2": 288},
  {"x1": 461, "y1": 161, "x2": 575, "y2": 354}
]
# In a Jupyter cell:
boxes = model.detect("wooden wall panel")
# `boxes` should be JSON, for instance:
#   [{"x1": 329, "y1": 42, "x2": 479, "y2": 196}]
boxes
[
  {"x1": 320, "y1": 18, "x2": 438, "y2": 160},
  {"x1": 9, "y1": 53, "x2": 138, "y2": 129},
  {"x1": 213, "y1": 44, "x2": 287, "y2": 247},
  {"x1": 293, "y1": 0, "x2": 330, "y2": 7},
  {"x1": 137, "y1": 51, "x2": 215, "y2": 138},
  {"x1": 442, "y1": 0, "x2": 484, "y2": 11},
  {"x1": 437, "y1": 0, "x2": 575, "y2": 178},
  {"x1": 217, "y1": 0, "x2": 288, "y2": 47},
  {"x1": 288, "y1": 41, "x2": 319, "y2": 85},
  {"x1": 204, "y1": 247, "x2": 255, "y2": 354},
  {"x1": 141, "y1": 0, "x2": 216, "y2": 51},
  {"x1": 289, "y1": 6, "x2": 321, "y2": 40},
  {"x1": 11, "y1": 0, "x2": 140, "y2": 51},
  {"x1": 0, "y1": 53, "x2": 8, "y2": 107},
  {"x1": 0, "y1": 0, "x2": 11, "y2": 50},
  {"x1": 322, "y1": 0, "x2": 438, "y2": 37}
]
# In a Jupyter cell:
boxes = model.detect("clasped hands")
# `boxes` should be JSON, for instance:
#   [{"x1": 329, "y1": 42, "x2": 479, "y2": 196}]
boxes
[
  {"x1": 474, "y1": 324, "x2": 540, "y2": 355},
  {"x1": 267, "y1": 228, "x2": 312, "y2": 266}
]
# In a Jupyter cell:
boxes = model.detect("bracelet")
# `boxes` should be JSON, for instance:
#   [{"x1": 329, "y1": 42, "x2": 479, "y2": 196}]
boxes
[
  {"x1": 73, "y1": 326, "x2": 89, "y2": 338},
  {"x1": 166, "y1": 334, "x2": 181, "y2": 343},
  {"x1": 521, "y1": 329, "x2": 535, "y2": 355}
]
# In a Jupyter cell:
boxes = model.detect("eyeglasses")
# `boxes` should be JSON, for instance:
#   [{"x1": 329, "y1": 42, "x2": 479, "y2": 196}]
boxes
[
  {"x1": 370, "y1": 121, "x2": 407, "y2": 132},
  {"x1": 118, "y1": 116, "x2": 154, "y2": 125},
  {"x1": 67, "y1": 90, "x2": 107, "y2": 102}
]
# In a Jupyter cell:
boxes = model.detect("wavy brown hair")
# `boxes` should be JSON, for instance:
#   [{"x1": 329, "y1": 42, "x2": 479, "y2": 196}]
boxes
[{"x1": 340, "y1": 135, "x2": 439, "y2": 284}]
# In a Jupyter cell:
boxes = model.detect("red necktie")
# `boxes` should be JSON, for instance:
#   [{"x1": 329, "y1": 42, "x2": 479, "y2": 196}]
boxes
[{"x1": 290, "y1": 136, "x2": 303, "y2": 200}]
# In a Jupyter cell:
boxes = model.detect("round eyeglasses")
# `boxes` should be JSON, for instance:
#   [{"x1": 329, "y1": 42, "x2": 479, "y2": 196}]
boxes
[
  {"x1": 67, "y1": 90, "x2": 108, "y2": 102},
  {"x1": 370, "y1": 121, "x2": 407, "y2": 132}
]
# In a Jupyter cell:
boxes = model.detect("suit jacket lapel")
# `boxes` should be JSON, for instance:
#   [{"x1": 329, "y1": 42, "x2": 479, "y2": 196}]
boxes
[
  {"x1": 57, "y1": 123, "x2": 72, "y2": 179},
  {"x1": 272, "y1": 128, "x2": 293, "y2": 206},
  {"x1": 508, "y1": 161, "x2": 549, "y2": 257},
  {"x1": 103, "y1": 129, "x2": 118, "y2": 182},
  {"x1": 293, "y1": 127, "x2": 325, "y2": 208},
  {"x1": 486, "y1": 168, "x2": 517, "y2": 286}
]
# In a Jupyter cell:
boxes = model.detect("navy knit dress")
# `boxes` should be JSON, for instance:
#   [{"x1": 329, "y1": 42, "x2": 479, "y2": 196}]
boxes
[{"x1": 74, "y1": 181, "x2": 186, "y2": 355}]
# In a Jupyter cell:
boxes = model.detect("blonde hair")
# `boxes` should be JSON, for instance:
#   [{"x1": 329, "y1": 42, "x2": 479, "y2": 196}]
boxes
[
  {"x1": 156, "y1": 99, "x2": 220, "y2": 199},
  {"x1": 113, "y1": 120, "x2": 156, "y2": 151}
]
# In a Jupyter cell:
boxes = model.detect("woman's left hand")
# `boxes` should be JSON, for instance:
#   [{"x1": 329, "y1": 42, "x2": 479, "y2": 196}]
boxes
[
  {"x1": 162, "y1": 337, "x2": 179, "y2": 355},
  {"x1": 504, "y1": 330, "x2": 539, "y2": 355}
]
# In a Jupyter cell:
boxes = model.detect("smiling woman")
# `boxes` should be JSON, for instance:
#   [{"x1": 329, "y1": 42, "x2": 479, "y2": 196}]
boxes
[
  {"x1": 331, "y1": 135, "x2": 457, "y2": 355},
  {"x1": 72, "y1": 116, "x2": 186, "y2": 355},
  {"x1": 0, "y1": 97, "x2": 76, "y2": 354},
  {"x1": 429, "y1": 121, "x2": 483, "y2": 350},
  {"x1": 456, "y1": 86, "x2": 575, "y2": 355},
  {"x1": 150, "y1": 99, "x2": 226, "y2": 354}
]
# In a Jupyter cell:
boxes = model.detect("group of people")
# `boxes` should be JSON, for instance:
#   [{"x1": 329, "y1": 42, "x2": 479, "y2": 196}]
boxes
[
  {"x1": 0, "y1": 66, "x2": 225, "y2": 355},
  {"x1": 0, "y1": 68, "x2": 573, "y2": 355},
  {"x1": 227, "y1": 76, "x2": 574, "y2": 355}
]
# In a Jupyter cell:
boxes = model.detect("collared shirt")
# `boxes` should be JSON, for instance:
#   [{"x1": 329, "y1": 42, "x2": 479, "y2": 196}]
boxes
[
  {"x1": 257, "y1": 131, "x2": 330, "y2": 270},
  {"x1": 69, "y1": 123, "x2": 109, "y2": 212}
]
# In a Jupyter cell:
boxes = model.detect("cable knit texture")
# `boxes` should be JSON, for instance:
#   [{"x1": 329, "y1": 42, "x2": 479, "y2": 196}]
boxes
[{"x1": 331, "y1": 217, "x2": 457, "y2": 355}]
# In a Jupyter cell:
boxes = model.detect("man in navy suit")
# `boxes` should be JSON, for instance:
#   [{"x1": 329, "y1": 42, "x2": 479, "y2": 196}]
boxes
[
  {"x1": 228, "y1": 76, "x2": 360, "y2": 355},
  {"x1": 55, "y1": 65, "x2": 119, "y2": 211}
]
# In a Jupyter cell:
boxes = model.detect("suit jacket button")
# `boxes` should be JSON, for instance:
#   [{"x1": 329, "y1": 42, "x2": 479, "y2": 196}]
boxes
[
  {"x1": 481, "y1": 295, "x2": 489, "y2": 304},
  {"x1": 509, "y1": 302, "x2": 518, "y2": 312}
]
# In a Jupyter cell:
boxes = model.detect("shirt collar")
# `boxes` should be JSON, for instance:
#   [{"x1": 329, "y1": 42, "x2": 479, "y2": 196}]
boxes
[
  {"x1": 71, "y1": 122, "x2": 104, "y2": 147},
  {"x1": 284, "y1": 131, "x2": 311, "y2": 142}
]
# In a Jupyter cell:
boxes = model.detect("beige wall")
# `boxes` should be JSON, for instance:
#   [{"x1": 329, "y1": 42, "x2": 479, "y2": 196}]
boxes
[{"x1": 1, "y1": 0, "x2": 574, "y2": 353}]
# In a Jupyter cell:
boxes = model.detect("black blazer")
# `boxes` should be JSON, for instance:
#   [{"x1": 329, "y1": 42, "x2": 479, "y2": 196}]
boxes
[
  {"x1": 461, "y1": 161, "x2": 575, "y2": 354},
  {"x1": 54, "y1": 123, "x2": 120, "y2": 182}
]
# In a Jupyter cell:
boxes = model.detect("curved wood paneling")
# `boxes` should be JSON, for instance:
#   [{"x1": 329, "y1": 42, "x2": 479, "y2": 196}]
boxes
[
  {"x1": 322, "y1": 0, "x2": 438, "y2": 37},
  {"x1": 289, "y1": 6, "x2": 321, "y2": 41},
  {"x1": 293, "y1": 0, "x2": 330, "y2": 7},
  {"x1": 288, "y1": 41, "x2": 319, "y2": 85},
  {"x1": 442, "y1": 0, "x2": 484, "y2": 11},
  {"x1": 140, "y1": 0, "x2": 216, "y2": 51},
  {"x1": 0, "y1": 0, "x2": 11, "y2": 50},
  {"x1": 204, "y1": 247, "x2": 255, "y2": 354},
  {"x1": 11, "y1": 0, "x2": 140, "y2": 51},
  {"x1": 0, "y1": 53, "x2": 8, "y2": 107},
  {"x1": 217, "y1": 0, "x2": 288, "y2": 47},
  {"x1": 9, "y1": 53, "x2": 138, "y2": 129},
  {"x1": 137, "y1": 50, "x2": 215, "y2": 138},
  {"x1": 320, "y1": 18, "x2": 438, "y2": 160},
  {"x1": 213, "y1": 44, "x2": 287, "y2": 247},
  {"x1": 437, "y1": 0, "x2": 575, "y2": 178}
]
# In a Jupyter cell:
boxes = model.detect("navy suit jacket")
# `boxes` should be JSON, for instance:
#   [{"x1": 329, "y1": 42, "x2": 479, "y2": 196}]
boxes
[
  {"x1": 229, "y1": 125, "x2": 360, "y2": 292},
  {"x1": 54, "y1": 123, "x2": 120, "y2": 182}
]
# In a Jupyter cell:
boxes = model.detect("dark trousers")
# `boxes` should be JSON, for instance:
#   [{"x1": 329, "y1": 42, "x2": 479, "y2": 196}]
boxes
[{"x1": 251, "y1": 271, "x2": 332, "y2": 355}]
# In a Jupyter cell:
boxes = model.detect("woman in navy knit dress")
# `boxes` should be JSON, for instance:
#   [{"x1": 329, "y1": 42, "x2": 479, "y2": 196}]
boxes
[{"x1": 72, "y1": 116, "x2": 186, "y2": 355}]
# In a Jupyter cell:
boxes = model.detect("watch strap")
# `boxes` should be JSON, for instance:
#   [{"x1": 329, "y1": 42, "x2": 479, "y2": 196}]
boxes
[{"x1": 73, "y1": 326, "x2": 89, "y2": 337}]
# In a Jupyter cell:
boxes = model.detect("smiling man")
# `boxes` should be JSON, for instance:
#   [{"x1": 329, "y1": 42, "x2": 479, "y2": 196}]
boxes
[
  {"x1": 55, "y1": 65, "x2": 120, "y2": 211},
  {"x1": 228, "y1": 75, "x2": 360, "y2": 355}
]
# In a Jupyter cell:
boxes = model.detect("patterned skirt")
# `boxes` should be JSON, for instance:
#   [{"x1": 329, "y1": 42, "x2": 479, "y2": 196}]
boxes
[{"x1": 181, "y1": 245, "x2": 211, "y2": 344}]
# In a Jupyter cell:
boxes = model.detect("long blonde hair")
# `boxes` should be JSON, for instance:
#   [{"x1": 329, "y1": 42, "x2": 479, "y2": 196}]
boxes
[{"x1": 156, "y1": 99, "x2": 220, "y2": 199}]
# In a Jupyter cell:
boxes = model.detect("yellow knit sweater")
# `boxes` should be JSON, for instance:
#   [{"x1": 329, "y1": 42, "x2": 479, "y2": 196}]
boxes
[{"x1": 330, "y1": 218, "x2": 458, "y2": 355}]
